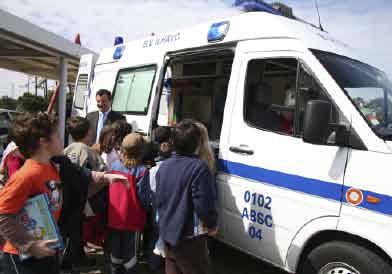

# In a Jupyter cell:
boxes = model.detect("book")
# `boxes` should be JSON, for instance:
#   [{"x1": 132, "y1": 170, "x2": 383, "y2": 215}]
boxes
[{"x1": 18, "y1": 193, "x2": 64, "y2": 260}]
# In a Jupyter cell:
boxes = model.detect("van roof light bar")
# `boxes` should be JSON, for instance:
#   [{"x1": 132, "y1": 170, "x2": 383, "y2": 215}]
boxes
[{"x1": 234, "y1": 0, "x2": 281, "y2": 15}]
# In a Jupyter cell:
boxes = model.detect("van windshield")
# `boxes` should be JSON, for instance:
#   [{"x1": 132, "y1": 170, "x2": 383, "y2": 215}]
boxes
[{"x1": 312, "y1": 49, "x2": 392, "y2": 139}]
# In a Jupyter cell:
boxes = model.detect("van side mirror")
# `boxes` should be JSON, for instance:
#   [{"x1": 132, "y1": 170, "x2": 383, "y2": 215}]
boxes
[
  {"x1": 303, "y1": 100, "x2": 349, "y2": 146},
  {"x1": 303, "y1": 100, "x2": 331, "y2": 144}
]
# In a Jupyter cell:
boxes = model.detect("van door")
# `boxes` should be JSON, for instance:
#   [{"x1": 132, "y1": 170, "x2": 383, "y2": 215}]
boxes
[
  {"x1": 218, "y1": 49, "x2": 349, "y2": 266},
  {"x1": 72, "y1": 54, "x2": 97, "y2": 117}
]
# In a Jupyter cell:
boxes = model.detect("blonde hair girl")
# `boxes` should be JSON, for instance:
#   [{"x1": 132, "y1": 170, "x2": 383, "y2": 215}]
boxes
[
  {"x1": 120, "y1": 133, "x2": 146, "y2": 168},
  {"x1": 195, "y1": 122, "x2": 216, "y2": 173}
]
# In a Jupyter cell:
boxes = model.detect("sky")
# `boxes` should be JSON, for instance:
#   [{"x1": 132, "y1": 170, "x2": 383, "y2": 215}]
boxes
[{"x1": 0, "y1": 0, "x2": 391, "y2": 98}]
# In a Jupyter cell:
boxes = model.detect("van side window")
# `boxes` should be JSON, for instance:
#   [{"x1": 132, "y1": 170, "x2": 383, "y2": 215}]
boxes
[
  {"x1": 244, "y1": 59, "x2": 339, "y2": 138},
  {"x1": 112, "y1": 66, "x2": 156, "y2": 114},
  {"x1": 73, "y1": 74, "x2": 88, "y2": 109},
  {"x1": 244, "y1": 58, "x2": 298, "y2": 135},
  {"x1": 296, "y1": 63, "x2": 336, "y2": 136}
]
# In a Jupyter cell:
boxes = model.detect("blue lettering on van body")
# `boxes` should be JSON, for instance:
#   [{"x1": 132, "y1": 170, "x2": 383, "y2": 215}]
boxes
[
  {"x1": 241, "y1": 208, "x2": 273, "y2": 228},
  {"x1": 242, "y1": 190, "x2": 273, "y2": 241},
  {"x1": 248, "y1": 226, "x2": 263, "y2": 240},
  {"x1": 243, "y1": 190, "x2": 272, "y2": 210},
  {"x1": 142, "y1": 32, "x2": 181, "y2": 48}
]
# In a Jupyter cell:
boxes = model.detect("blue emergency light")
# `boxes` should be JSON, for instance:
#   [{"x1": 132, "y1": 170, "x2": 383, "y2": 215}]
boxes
[
  {"x1": 234, "y1": 0, "x2": 281, "y2": 15},
  {"x1": 113, "y1": 45, "x2": 125, "y2": 60},
  {"x1": 207, "y1": 21, "x2": 230, "y2": 42},
  {"x1": 114, "y1": 36, "x2": 124, "y2": 46}
]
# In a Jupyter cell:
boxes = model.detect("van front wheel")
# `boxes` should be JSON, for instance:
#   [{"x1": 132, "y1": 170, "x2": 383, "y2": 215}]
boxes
[{"x1": 299, "y1": 241, "x2": 392, "y2": 274}]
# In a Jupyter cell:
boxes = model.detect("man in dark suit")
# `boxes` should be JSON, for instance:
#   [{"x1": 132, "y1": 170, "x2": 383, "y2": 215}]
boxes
[{"x1": 86, "y1": 89, "x2": 125, "y2": 143}]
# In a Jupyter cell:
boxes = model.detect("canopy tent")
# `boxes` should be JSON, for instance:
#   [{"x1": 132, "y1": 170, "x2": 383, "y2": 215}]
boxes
[
  {"x1": 0, "y1": 9, "x2": 96, "y2": 82},
  {"x1": 0, "y1": 9, "x2": 97, "y2": 143}
]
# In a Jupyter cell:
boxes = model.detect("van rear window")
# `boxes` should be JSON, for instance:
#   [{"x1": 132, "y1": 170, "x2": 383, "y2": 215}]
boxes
[
  {"x1": 73, "y1": 74, "x2": 88, "y2": 109},
  {"x1": 112, "y1": 66, "x2": 156, "y2": 114}
]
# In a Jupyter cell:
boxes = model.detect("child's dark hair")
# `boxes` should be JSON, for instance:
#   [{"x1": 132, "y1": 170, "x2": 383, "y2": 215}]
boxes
[
  {"x1": 113, "y1": 120, "x2": 133, "y2": 144},
  {"x1": 154, "y1": 126, "x2": 172, "y2": 144},
  {"x1": 142, "y1": 140, "x2": 157, "y2": 166},
  {"x1": 99, "y1": 120, "x2": 132, "y2": 154},
  {"x1": 173, "y1": 119, "x2": 201, "y2": 155},
  {"x1": 12, "y1": 112, "x2": 58, "y2": 158},
  {"x1": 99, "y1": 125, "x2": 116, "y2": 154},
  {"x1": 66, "y1": 116, "x2": 90, "y2": 141}
]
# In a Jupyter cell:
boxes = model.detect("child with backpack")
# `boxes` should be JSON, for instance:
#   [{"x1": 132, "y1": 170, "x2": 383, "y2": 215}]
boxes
[{"x1": 107, "y1": 133, "x2": 148, "y2": 274}]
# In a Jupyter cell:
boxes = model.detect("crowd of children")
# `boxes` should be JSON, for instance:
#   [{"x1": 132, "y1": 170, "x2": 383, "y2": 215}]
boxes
[{"x1": 0, "y1": 106, "x2": 218, "y2": 274}]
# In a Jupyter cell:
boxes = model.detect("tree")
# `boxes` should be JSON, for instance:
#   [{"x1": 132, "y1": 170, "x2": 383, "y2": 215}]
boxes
[
  {"x1": 0, "y1": 96, "x2": 17, "y2": 110},
  {"x1": 17, "y1": 93, "x2": 48, "y2": 113},
  {"x1": 15, "y1": 90, "x2": 74, "y2": 115}
]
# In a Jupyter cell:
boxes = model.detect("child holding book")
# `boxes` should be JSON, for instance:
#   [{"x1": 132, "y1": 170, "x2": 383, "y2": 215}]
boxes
[
  {"x1": 108, "y1": 133, "x2": 148, "y2": 274},
  {"x1": 0, "y1": 113, "x2": 126, "y2": 274}
]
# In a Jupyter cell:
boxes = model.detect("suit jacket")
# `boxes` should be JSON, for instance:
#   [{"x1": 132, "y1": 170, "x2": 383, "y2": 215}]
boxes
[{"x1": 86, "y1": 110, "x2": 125, "y2": 143}]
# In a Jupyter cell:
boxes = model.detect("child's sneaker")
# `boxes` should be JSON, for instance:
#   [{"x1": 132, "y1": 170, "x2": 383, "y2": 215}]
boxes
[{"x1": 153, "y1": 238, "x2": 165, "y2": 258}]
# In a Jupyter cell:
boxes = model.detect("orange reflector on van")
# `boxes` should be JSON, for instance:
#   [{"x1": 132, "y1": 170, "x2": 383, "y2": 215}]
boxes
[
  {"x1": 366, "y1": 195, "x2": 381, "y2": 204},
  {"x1": 346, "y1": 188, "x2": 363, "y2": 206}
]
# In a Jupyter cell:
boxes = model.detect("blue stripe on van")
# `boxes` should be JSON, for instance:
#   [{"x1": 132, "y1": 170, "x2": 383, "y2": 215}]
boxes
[{"x1": 218, "y1": 159, "x2": 392, "y2": 216}]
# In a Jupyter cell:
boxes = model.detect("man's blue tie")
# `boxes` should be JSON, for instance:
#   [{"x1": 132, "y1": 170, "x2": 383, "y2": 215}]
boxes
[{"x1": 96, "y1": 112, "x2": 107, "y2": 143}]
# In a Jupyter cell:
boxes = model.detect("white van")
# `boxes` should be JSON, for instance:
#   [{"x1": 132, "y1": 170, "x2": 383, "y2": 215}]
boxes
[{"x1": 72, "y1": 10, "x2": 392, "y2": 274}]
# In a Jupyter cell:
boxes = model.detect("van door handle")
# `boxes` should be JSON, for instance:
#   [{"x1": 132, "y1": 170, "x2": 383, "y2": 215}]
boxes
[{"x1": 229, "y1": 146, "x2": 254, "y2": 155}]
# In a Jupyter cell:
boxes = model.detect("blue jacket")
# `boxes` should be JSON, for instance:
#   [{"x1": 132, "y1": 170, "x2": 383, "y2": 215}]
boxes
[{"x1": 155, "y1": 154, "x2": 217, "y2": 246}]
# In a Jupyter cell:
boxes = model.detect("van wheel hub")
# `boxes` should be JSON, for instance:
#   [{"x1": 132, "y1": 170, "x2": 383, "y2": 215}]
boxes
[{"x1": 319, "y1": 262, "x2": 360, "y2": 274}]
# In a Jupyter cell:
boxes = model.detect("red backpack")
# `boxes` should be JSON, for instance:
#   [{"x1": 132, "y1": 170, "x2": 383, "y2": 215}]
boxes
[{"x1": 108, "y1": 170, "x2": 147, "y2": 231}]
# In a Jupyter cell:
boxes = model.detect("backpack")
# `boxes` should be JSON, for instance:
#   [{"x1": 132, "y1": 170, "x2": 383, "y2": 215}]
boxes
[{"x1": 108, "y1": 169, "x2": 147, "y2": 231}]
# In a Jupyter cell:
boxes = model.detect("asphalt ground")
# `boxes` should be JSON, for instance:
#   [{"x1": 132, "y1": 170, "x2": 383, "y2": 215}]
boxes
[{"x1": 80, "y1": 241, "x2": 288, "y2": 274}]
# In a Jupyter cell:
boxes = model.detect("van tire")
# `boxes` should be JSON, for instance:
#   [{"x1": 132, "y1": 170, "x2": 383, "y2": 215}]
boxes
[{"x1": 299, "y1": 241, "x2": 392, "y2": 274}]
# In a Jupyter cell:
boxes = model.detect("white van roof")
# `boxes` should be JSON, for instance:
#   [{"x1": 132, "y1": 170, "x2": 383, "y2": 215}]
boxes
[{"x1": 96, "y1": 11, "x2": 357, "y2": 66}]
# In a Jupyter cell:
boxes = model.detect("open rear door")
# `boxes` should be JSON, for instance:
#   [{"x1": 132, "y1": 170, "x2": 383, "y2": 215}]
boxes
[{"x1": 72, "y1": 53, "x2": 97, "y2": 117}]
